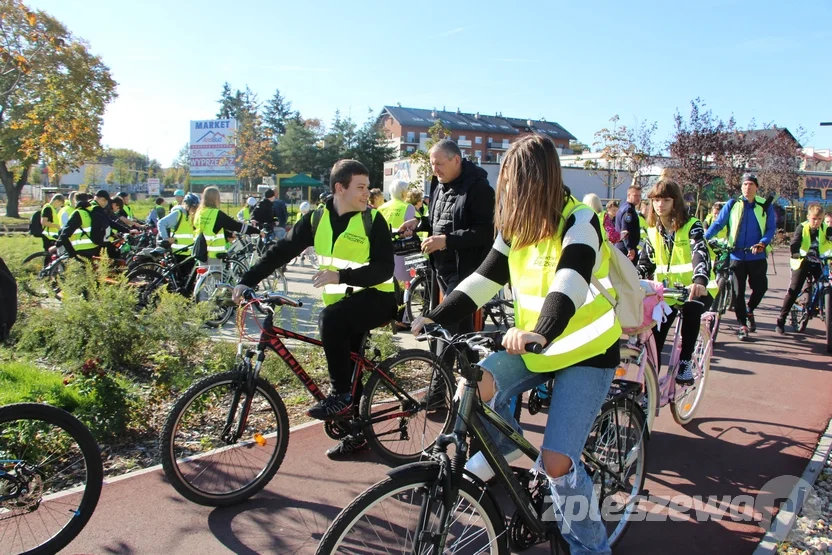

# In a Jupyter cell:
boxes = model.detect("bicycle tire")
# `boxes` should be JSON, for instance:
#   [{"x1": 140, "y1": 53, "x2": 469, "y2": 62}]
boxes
[
  {"x1": 20, "y1": 252, "x2": 63, "y2": 299},
  {"x1": 824, "y1": 289, "x2": 832, "y2": 354},
  {"x1": 193, "y1": 268, "x2": 234, "y2": 327},
  {"x1": 403, "y1": 275, "x2": 429, "y2": 323},
  {"x1": 586, "y1": 398, "x2": 648, "y2": 548},
  {"x1": 619, "y1": 345, "x2": 658, "y2": 433},
  {"x1": 671, "y1": 322, "x2": 712, "y2": 425},
  {"x1": 361, "y1": 350, "x2": 455, "y2": 465},
  {"x1": 316, "y1": 464, "x2": 508, "y2": 555},
  {"x1": 160, "y1": 370, "x2": 289, "y2": 507},
  {"x1": 126, "y1": 266, "x2": 167, "y2": 309},
  {"x1": 0, "y1": 403, "x2": 103, "y2": 555}
]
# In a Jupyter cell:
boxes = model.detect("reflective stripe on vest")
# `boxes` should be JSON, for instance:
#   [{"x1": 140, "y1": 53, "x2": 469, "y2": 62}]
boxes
[
  {"x1": 70, "y1": 209, "x2": 96, "y2": 251},
  {"x1": 193, "y1": 207, "x2": 226, "y2": 257},
  {"x1": 791, "y1": 222, "x2": 832, "y2": 270},
  {"x1": 507, "y1": 197, "x2": 622, "y2": 372},
  {"x1": 728, "y1": 196, "x2": 766, "y2": 248},
  {"x1": 313, "y1": 206, "x2": 395, "y2": 306},
  {"x1": 171, "y1": 207, "x2": 195, "y2": 252},
  {"x1": 41, "y1": 205, "x2": 59, "y2": 239},
  {"x1": 378, "y1": 198, "x2": 409, "y2": 231}
]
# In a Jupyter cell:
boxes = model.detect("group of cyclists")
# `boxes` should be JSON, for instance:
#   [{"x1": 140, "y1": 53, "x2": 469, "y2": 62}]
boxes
[{"x1": 27, "y1": 132, "x2": 832, "y2": 554}]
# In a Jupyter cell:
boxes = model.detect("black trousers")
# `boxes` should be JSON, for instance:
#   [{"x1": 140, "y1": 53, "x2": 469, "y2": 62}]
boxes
[
  {"x1": 778, "y1": 262, "x2": 822, "y2": 322},
  {"x1": 730, "y1": 259, "x2": 768, "y2": 326},
  {"x1": 652, "y1": 294, "x2": 712, "y2": 370},
  {"x1": 318, "y1": 288, "x2": 397, "y2": 396}
]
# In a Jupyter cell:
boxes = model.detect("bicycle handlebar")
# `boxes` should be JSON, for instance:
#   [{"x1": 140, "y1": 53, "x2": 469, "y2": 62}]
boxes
[
  {"x1": 417, "y1": 323, "x2": 542, "y2": 354},
  {"x1": 242, "y1": 288, "x2": 303, "y2": 308}
]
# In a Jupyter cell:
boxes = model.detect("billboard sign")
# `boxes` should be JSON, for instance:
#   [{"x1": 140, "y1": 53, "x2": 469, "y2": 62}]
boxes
[
  {"x1": 147, "y1": 178, "x2": 160, "y2": 196},
  {"x1": 189, "y1": 119, "x2": 237, "y2": 179}
]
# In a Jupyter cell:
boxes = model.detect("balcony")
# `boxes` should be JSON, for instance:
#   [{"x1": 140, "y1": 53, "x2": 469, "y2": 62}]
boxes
[
  {"x1": 457, "y1": 139, "x2": 472, "y2": 148},
  {"x1": 402, "y1": 136, "x2": 419, "y2": 144},
  {"x1": 487, "y1": 140, "x2": 510, "y2": 150}
]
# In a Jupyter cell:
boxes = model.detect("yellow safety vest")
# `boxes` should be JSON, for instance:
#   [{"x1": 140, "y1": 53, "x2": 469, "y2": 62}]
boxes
[
  {"x1": 41, "y1": 205, "x2": 60, "y2": 240},
  {"x1": 57, "y1": 205, "x2": 74, "y2": 227},
  {"x1": 647, "y1": 217, "x2": 717, "y2": 303},
  {"x1": 728, "y1": 196, "x2": 766, "y2": 248},
  {"x1": 313, "y1": 207, "x2": 395, "y2": 305},
  {"x1": 70, "y1": 208, "x2": 96, "y2": 252},
  {"x1": 508, "y1": 197, "x2": 621, "y2": 373},
  {"x1": 638, "y1": 213, "x2": 648, "y2": 248},
  {"x1": 378, "y1": 198, "x2": 409, "y2": 231},
  {"x1": 415, "y1": 204, "x2": 428, "y2": 240},
  {"x1": 791, "y1": 221, "x2": 832, "y2": 271},
  {"x1": 193, "y1": 207, "x2": 226, "y2": 258},
  {"x1": 171, "y1": 207, "x2": 195, "y2": 253},
  {"x1": 123, "y1": 204, "x2": 135, "y2": 221},
  {"x1": 705, "y1": 213, "x2": 728, "y2": 240}
]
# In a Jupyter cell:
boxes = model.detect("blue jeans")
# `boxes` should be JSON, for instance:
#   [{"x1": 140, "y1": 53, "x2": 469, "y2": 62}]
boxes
[{"x1": 479, "y1": 351, "x2": 615, "y2": 555}]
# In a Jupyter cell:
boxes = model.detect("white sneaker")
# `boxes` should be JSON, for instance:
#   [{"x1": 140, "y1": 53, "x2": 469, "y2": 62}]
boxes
[{"x1": 465, "y1": 449, "x2": 523, "y2": 482}]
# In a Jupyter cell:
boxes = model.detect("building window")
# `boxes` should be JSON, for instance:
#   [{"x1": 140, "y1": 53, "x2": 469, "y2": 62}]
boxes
[
  {"x1": 406, "y1": 146, "x2": 415, "y2": 153},
  {"x1": 420, "y1": 132, "x2": 427, "y2": 140},
  {"x1": 406, "y1": 131, "x2": 415, "y2": 142},
  {"x1": 475, "y1": 137, "x2": 482, "y2": 144},
  {"x1": 458, "y1": 135, "x2": 466, "y2": 141}
]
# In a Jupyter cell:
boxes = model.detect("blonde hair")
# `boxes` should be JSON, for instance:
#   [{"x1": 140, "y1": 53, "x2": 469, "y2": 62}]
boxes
[
  {"x1": 582, "y1": 193, "x2": 602, "y2": 213},
  {"x1": 495, "y1": 134, "x2": 565, "y2": 249},
  {"x1": 406, "y1": 188, "x2": 423, "y2": 205},
  {"x1": 807, "y1": 204, "x2": 823, "y2": 217},
  {"x1": 201, "y1": 187, "x2": 220, "y2": 209}
]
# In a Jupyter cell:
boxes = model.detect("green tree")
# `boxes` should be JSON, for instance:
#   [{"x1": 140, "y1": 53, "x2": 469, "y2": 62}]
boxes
[
  {"x1": 409, "y1": 119, "x2": 451, "y2": 186},
  {"x1": 352, "y1": 109, "x2": 397, "y2": 188},
  {"x1": 111, "y1": 159, "x2": 131, "y2": 187},
  {"x1": 277, "y1": 120, "x2": 319, "y2": 174},
  {"x1": 28, "y1": 165, "x2": 42, "y2": 185},
  {"x1": 236, "y1": 112, "x2": 275, "y2": 189},
  {"x1": 0, "y1": 1, "x2": 117, "y2": 216},
  {"x1": 568, "y1": 140, "x2": 590, "y2": 154},
  {"x1": 263, "y1": 88, "x2": 299, "y2": 137},
  {"x1": 83, "y1": 164, "x2": 103, "y2": 189}
]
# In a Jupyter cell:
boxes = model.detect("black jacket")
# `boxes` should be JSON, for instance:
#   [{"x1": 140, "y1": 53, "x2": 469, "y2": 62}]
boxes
[
  {"x1": 56, "y1": 201, "x2": 131, "y2": 256},
  {"x1": 421, "y1": 159, "x2": 495, "y2": 280},
  {"x1": 251, "y1": 198, "x2": 276, "y2": 227},
  {"x1": 240, "y1": 199, "x2": 394, "y2": 290}
]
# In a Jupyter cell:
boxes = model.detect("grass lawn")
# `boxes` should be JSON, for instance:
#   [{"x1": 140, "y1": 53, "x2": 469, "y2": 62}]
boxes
[{"x1": 0, "y1": 360, "x2": 84, "y2": 408}]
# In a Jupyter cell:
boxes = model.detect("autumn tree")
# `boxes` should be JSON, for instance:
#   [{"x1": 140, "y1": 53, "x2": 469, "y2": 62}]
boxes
[
  {"x1": 0, "y1": 1, "x2": 117, "y2": 216},
  {"x1": 669, "y1": 99, "x2": 728, "y2": 216},
  {"x1": 754, "y1": 126, "x2": 804, "y2": 199},
  {"x1": 582, "y1": 115, "x2": 658, "y2": 196},
  {"x1": 235, "y1": 111, "x2": 274, "y2": 191}
]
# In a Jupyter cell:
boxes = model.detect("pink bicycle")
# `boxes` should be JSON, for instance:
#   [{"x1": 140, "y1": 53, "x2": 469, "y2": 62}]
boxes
[{"x1": 617, "y1": 283, "x2": 716, "y2": 431}]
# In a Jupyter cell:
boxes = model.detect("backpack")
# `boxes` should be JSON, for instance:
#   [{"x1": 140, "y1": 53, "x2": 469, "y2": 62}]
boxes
[
  {"x1": 591, "y1": 243, "x2": 645, "y2": 329},
  {"x1": 29, "y1": 209, "x2": 43, "y2": 238},
  {"x1": 0, "y1": 256, "x2": 18, "y2": 341},
  {"x1": 310, "y1": 206, "x2": 373, "y2": 238},
  {"x1": 192, "y1": 232, "x2": 208, "y2": 263}
]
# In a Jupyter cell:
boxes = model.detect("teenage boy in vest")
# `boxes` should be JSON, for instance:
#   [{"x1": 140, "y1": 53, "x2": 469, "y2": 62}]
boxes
[
  {"x1": 233, "y1": 160, "x2": 396, "y2": 459},
  {"x1": 704, "y1": 173, "x2": 775, "y2": 340},
  {"x1": 775, "y1": 204, "x2": 832, "y2": 334},
  {"x1": 56, "y1": 190, "x2": 134, "y2": 260},
  {"x1": 39, "y1": 194, "x2": 65, "y2": 251}
]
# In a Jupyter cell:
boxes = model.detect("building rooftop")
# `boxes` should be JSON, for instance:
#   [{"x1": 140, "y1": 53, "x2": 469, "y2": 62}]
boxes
[{"x1": 380, "y1": 105, "x2": 577, "y2": 141}]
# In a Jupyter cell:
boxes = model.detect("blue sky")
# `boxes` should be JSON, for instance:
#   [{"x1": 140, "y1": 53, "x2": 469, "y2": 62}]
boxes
[{"x1": 30, "y1": 0, "x2": 831, "y2": 166}]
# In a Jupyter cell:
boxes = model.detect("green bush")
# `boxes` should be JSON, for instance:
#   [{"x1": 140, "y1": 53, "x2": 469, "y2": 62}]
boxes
[{"x1": 65, "y1": 357, "x2": 136, "y2": 440}]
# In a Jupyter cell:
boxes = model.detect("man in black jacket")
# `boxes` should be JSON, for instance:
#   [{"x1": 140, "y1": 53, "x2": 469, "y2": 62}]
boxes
[
  {"x1": 402, "y1": 139, "x2": 495, "y2": 339},
  {"x1": 56, "y1": 190, "x2": 133, "y2": 260},
  {"x1": 232, "y1": 160, "x2": 396, "y2": 459},
  {"x1": 251, "y1": 189, "x2": 277, "y2": 233}
]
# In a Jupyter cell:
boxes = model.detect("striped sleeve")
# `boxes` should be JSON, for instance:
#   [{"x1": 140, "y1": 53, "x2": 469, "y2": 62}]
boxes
[
  {"x1": 532, "y1": 210, "x2": 603, "y2": 343},
  {"x1": 427, "y1": 234, "x2": 510, "y2": 326}
]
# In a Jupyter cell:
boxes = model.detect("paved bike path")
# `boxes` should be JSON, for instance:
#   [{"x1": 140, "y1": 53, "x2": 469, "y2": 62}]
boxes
[{"x1": 61, "y1": 251, "x2": 832, "y2": 554}]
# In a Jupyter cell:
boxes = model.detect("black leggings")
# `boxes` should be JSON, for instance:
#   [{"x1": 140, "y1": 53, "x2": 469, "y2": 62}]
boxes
[
  {"x1": 778, "y1": 262, "x2": 822, "y2": 322},
  {"x1": 651, "y1": 294, "x2": 713, "y2": 369},
  {"x1": 731, "y1": 259, "x2": 768, "y2": 326}
]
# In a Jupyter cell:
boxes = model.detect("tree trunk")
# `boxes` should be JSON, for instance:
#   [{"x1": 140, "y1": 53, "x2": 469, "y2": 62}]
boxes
[{"x1": 0, "y1": 161, "x2": 26, "y2": 218}]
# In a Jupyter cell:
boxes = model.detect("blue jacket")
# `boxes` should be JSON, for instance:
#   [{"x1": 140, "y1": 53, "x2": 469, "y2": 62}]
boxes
[
  {"x1": 614, "y1": 200, "x2": 641, "y2": 252},
  {"x1": 704, "y1": 197, "x2": 775, "y2": 261}
]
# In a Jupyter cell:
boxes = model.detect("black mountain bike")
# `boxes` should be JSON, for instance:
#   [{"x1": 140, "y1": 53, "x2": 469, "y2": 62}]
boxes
[
  {"x1": 317, "y1": 324, "x2": 649, "y2": 554},
  {"x1": 0, "y1": 403, "x2": 103, "y2": 555}
]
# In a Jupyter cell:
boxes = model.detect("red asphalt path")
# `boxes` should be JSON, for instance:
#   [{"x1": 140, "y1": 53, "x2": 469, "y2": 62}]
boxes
[{"x1": 61, "y1": 251, "x2": 832, "y2": 554}]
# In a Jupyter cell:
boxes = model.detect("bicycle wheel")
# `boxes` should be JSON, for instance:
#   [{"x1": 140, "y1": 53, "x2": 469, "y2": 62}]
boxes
[
  {"x1": 617, "y1": 346, "x2": 658, "y2": 433},
  {"x1": 160, "y1": 370, "x2": 289, "y2": 507},
  {"x1": 585, "y1": 398, "x2": 648, "y2": 548},
  {"x1": 193, "y1": 268, "x2": 234, "y2": 327},
  {"x1": 403, "y1": 275, "x2": 429, "y2": 323},
  {"x1": 262, "y1": 268, "x2": 289, "y2": 295},
  {"x1": 0, "y1": 403, "x2": 103, "y2": 555},
  {"x1": 316, "y1": 464, "x2": 508, "y2": 555},
  {"x1": 671, "y1": 322, "x2": 712, "y2": 425},
  {"x1": 361, "y1": 350, "x2": 455, "y2": 466},
  {"x1": 20, "y1": 252, "x2": 49, "y2": 298},
  {"x1": 126, "y1": 266, "x2": 167, "y2": 309}
]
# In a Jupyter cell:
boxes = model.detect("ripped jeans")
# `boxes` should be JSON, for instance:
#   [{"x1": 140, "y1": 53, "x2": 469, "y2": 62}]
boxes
[{"x1": 479, "y1": 351, "x2": 615, "y2": 555}]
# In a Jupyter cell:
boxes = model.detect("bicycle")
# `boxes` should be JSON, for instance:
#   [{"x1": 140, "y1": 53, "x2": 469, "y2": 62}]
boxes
[
  {"x1": 159, "y1": 290, "x2": 457, "y2": 507},
  {"x1": 317, "y1": 324, "x2": 648, "y2": 553},
  {"x1": 227, "y1": 234, "x2": 289, "y2": 294},
  {"x1": 789, "y1": 255, "x2": 832, "y2": 353},
  {"x1": 617, "y1": 284, "x2": 714, "y2": 432},
  {"x1": 0, "y1": 403, "x2": 103, "y2": 555}
]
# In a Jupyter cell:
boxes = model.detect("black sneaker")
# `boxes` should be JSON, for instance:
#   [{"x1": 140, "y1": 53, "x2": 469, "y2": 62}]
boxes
[
  {"x1": 307, "y1": 393, "x2": 354, "y2": 420},
  {"x1": 326, "y1": 435, "x2": 369, "y2": 459},
  {"x1": 747, "y1": 310, "x2": 756, "y2": 333},
  {"x1": 775, "y1": 320, "x2": 785, "y2": 335},
  {"x1": 675, "y1": 359, "x2": 695, "y2": 386}
]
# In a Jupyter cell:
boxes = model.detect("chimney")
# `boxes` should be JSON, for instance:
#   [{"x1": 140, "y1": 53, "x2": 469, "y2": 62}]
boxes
[
  {"x1": 431, "y1": 109, "x2": 436, "y2": 118},
  {"x1": 456, "y1": 107, "x2": 461, "y2": 114},
  {"x1": 527, "y1": 119, "x2": 533, "y2": 127},
  {"x1": 397, "y1": 102, "x2": 401, "y2": 107},
  {"x1": 541, "y1": 116, "x2": 546, "y2": 122},
  {"x1": 475, "y1": 112, "x2": 480, "y2": 119},
  {"x1": 443, "y1": 105, "x2": 446, "y2": 111}
]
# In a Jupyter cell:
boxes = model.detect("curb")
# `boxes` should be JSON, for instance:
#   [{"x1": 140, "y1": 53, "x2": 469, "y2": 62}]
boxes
[{"x1": 753, "y1": 416, "x2": 832, "y2": 555}]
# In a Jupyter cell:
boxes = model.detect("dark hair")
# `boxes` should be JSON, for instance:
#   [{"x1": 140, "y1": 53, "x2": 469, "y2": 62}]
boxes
[
  {"x1": 606, "y1": 199, "x2": 620, "y2": 211},
  {"x1": 76, "y1": 193, "x2": 91, "y2": 202},
  {"x1": 118, "y1": 191, "x2": 129, "y2": 199},
  {"x1": 155, "y1": 196, "x2": 164, "y2": 205},
  {"x1": 111, "y1": 197, "x2": 124, "y2": 209},
  {"x1": 647, "y1": 179, "x2": 689, "y2": 231},
  {"x1": 264, "y1": 188, "x2": 275, "y2": 199},
  {"x1": 329, "y1": 159, "x2": 369, "y2": 192},
  {"x1": 430, "y1": 139, "x2": 462, "y2": 160}
]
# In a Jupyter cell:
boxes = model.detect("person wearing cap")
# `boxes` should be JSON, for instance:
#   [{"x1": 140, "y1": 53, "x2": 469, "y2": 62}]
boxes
[
  {"x1": 705, "y1": 173, "x2": 776, "y2": 340},
  {"x1": 56, "y1": 189, "x2": 134, "y2": 260},
  {"x1": 115, "y1": 192, "x2": 142, "y2": 228},
  {"x1": 170, "y1": 189, "x2": 185, "y2": 212},
  {"x1": 236, "y1": 196, "x2": 257, "y2": 222}
]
